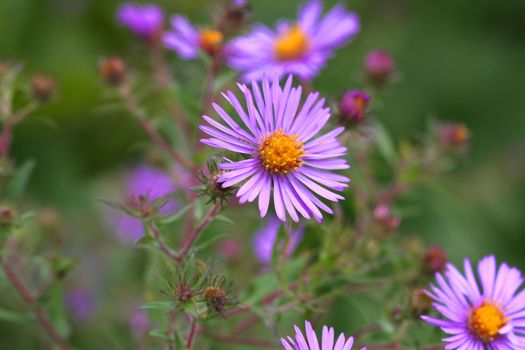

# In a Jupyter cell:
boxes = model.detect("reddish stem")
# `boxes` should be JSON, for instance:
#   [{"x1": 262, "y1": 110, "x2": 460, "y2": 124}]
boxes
[
  {"x1": 2, "y1": 260, "x2": 70, "y2": 350},
  {"x1": 148, "y1": 223, "x2": 182, "y2": 263},
  {"x1": 180, "y1": 202, "x2": 221, "y2": 257},
  {"x1": 119, "y1": 84, "x2": 196, "y2": 171},
  {"x1": 185, "y1": 318, "x2": 198, "y2": 349}
]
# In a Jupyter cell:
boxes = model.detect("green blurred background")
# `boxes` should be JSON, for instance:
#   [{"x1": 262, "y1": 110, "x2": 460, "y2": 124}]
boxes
[{"x1": 0, "y1": 0, "x2": 524, "y2": 345}]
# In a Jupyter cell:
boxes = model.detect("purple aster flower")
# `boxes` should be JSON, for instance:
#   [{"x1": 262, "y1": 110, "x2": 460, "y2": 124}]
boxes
[
  {"x1": 422, "y1": 255, "x2": 525, "y2": 349},
  {"x1": 281, "y1": 320, "x2": 367, "y2": 350},
  {"x1": 200, "y1": 75, "x2": 350, "y2": 222},
  {"x1": 253, "y1": 216, "x2": 303, "y2": 265},
  {"x1": 108, "y1": 165, "x2": 178, "y2": 242},
  {"x1": 226, "y1": 0, "x2": 360, "y2": 82},
  {"x1": 117, "y1": 3, "x2": 164, "y2": 40},
  {"x1": 163, "y1": 16, "x2": 224, "y2": 59}
]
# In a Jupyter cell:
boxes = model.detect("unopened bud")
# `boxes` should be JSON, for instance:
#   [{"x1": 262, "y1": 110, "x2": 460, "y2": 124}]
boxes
[
  {"x1": 32, "y1": 74, "x2": 55, "y2": 103},
  {"x1": 219, "y1": 239, "x2": 241, "y2": 261},
  {"x1": 204, "y1": 286, "x2": 228, "y2": 314},
  {"x1": 339, "y1": 90, "x2": 370, "y2": 125},
  {"x1": 100, "y1": 57, "x2": 126, "y2": 86},
  {"x1": 175, "y1": 283, "x2": 194, "y2": 304},
  {"x1": 439, "y1": 122, "x2": 469, "y2": 149},
  {"x1": 364, "y1": 49, "x2": 395, "y2": 88},
  {"x1": 424, "y1": 245, "x2": 447, "y2": 273},
  {"x1": 373, "y1": 204, "x2": 401, "y2": 234},
  {"x1": 38, "y1": 207, "x2": 61, "y2": 232},
  {"x1": 0, "y1": 206, "x2": 15, "y2": 227},
  {"x1": 411, "y1": 289, "x2": 433, "y2": 315},
  {"x1": 218, "y1": 0, "x2": 252, "y2": 35}
]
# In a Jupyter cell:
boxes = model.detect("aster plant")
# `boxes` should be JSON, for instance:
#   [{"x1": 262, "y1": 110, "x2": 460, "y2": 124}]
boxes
[{"x1": 0, "y1": 1, "x2": 504, "y2": 350}]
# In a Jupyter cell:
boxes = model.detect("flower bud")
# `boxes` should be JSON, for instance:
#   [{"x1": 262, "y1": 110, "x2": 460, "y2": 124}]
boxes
[
  {"x1": 197, "y1": 157, "x2": 235, "y2": 205},
  {"x1": 31, "y1": 74, "x2": 55, "y2": 103},
  {"x1": 175, "y1": 283, "x2": 194, "y2": 304},
  {"x1": 373, "y1": 204, "x2": 401, "y2": 234},
  {"x1": 424, "y1": 245, "x2": 447, "y2": 273},
  {"x1": 219, "y1": 239, "x2": 242, "y2": 261},
  {"x1": 100, "y1": 57, "x2": 127, "y2": 86},
  {"x1": 438, "y1": 122, "x2": 469, "y2": 149},
  {"x1": 38, "y1": 207, "x2": 61, "y2": 232},
  {"x1": 339, "y1": 90, "x2": 370, "y2": 125},
  {"x1": 0, "y1": 206, "x2": 15, "y2": 227},
  {"x1": 411, "y1": 289, "x2": 433, "y2": 315},
  {"x1": 217, "y1": 0, "x2": 252, "y2": 35},
  {"x1": 204, "y1": 286, "x2": 228, "y2": 314},
  {"x1": 364, "y1": 49, "x2": 395, "y2": 88}
]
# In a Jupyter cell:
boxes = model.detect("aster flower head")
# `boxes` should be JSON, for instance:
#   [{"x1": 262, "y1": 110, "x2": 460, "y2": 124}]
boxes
[
  {"x1": 200, "y1": 75, "x2": 350, "y2": 222},
  {"x1": 117, "y1": 3, "x2": 164, "y2": 40},
  {"x1": 281, "y1": 320, "x2": 366, "y2": 350},
  {"x1": 164, "y1": 16, "x2": 224, "y2": 59},
  {"x1": 226, "y1": 0, "x2": 360, "y2": 82},
  {"x1": 253, "y1": 216, "x2": 303, "y2": 265},
  {"x1": 108, "y1": 165, "x2": 178, "y2": 242},
  {"x1": 422, "y1": 255, "x2": 525, "y2": 349}
]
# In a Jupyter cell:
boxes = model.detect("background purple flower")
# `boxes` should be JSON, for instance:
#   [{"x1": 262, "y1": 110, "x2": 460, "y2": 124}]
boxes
[
  {"x1": 164, "y1": 16, "x2": 223, "y2": 59},
  {"x1": 253, "y1": 216, "x2": 303, "y2": 265},
  {"x1": 226, "y1": 0, "x2": 360, "y2": 81},
  {"x1": 108, "y1": 165, "x2": 179, "y2": 242},
  {"x1": 117, "y1": 3, "x2": 164, "y2": 39},
  {"x1": 66, "y1": 287, "x2": 96, "y2": 323}
]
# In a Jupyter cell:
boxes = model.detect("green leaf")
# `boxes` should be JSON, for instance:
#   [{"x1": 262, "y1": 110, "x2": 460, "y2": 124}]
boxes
[
  {"x1": 374, "y1": 121, "x2": 397, "y2": 165},
  {"x1": 192, "y1": 233, "x2": 230, "y2": 253},
  {"x1": 158, "y1": 204, "x2": 192, "y2": 225},
  {"x1": 0, "y1": 308, "x2": 33, "y2": 325},
  {"x1": 149, "y1": 329, "x2": 172, "y2": 341},
  {"x1": 3, "y1": 159, "x2": 35, "y2": 200},
  {"x1": 141, "y1": 301, "x2": 173, "y2": 312}
]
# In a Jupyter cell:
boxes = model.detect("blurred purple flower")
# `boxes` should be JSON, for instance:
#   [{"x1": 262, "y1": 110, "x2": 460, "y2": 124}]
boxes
[
  {"x1": 163, "y1": 16, "x2": 223, "y2": 58},
  {"x1": 109, "y1": 165, "x2": 179, "y2": 242},
  {"x1": 66, "y1": 287, "x2": 96, "y2": 323},
  {"x1": 129, "y1": 308, "x2": 150, "y2": 335},
  {"x1": 253, "y1": 216, "x2": 303, "y2": 265},
  {"x1": 117, "y1": 3, "x2": 164, "y2": 39},
  {"x1": 226, "y1": 0, "x2": 360, "y2": 81}
]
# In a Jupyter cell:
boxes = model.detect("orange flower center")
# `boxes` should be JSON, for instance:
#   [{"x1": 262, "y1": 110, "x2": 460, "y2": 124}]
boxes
[
  {"x1": 259, "y1": 130, "x2": 304, "y2": 174},
  {"x1": 199, "y1": 29, "x2": 223, "y2": 55},
  {"x1": 469, "y1": 302, "x2": 507, "y2": 343},
  {"x1": 274, "y1": 25, "x2": 310, "y2": 61}
]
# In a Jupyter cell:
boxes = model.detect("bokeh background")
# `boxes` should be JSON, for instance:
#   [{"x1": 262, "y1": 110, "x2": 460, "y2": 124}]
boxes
[{"x1": 1, "y1": 0, "x2": 525, "y2": 347}]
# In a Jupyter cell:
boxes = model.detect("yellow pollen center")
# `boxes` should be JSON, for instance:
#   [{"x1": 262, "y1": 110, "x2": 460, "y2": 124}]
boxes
[
  {"x1": 469, "y1": 302, "x2": 507, "y2": 343},
  {"x1": 199, "y1": 29, "x2": 224, "y2": 55},
  {"x1": 259, "y1": 130, "x2": 304, "y2": 174},
  {"x1": 274, "y1": 25, "x2": 310, "y2": 61}
]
